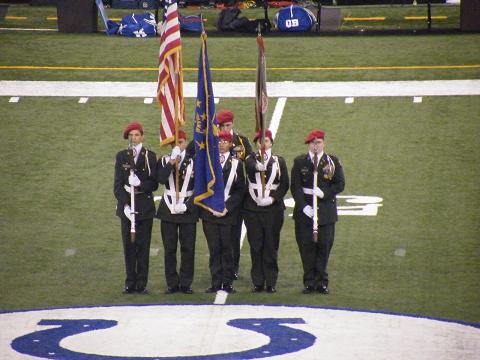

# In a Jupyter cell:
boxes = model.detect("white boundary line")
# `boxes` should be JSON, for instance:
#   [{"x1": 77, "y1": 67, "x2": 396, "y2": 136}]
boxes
[{"x1": 1, "y1": 80, "x2": 480, "y2": 98}]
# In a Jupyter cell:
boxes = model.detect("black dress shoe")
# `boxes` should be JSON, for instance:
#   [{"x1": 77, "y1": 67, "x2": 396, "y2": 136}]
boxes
[
  {"x1": 266, "y1": 286, "x2": 276, "y2": 293},
  {"x1": 252, "y1": 285, "x2": 264, "y2": 293},
  {"x1": 180, "y1": 286, "x2": 193, "y2": 294},
  {"x1": 302, "y1": 286, "x2": 315, "y2": 294},
  {"x1": 205, "y1": 286, "x2": 220, "y2": 293},
  {"x1": 136, "y1": 287, "x2": 149, "y2": 294},
  {"x1": 222, "y1": 284, "x2": 236, "y2": 293},
  {"x1": 122, "y1": 286, "x2": 135, "y2": 294},
  {"x1": 165, "y1": 286, "x2": 179, "y2": 294},
  {"x1": 317, "y1": 285, "x2": 329, "y2": 294}
]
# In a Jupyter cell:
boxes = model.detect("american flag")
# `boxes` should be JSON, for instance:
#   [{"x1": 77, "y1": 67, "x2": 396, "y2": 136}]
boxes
[{"x1": 157, "y1": 0, "x2": 184, "y2": 147}]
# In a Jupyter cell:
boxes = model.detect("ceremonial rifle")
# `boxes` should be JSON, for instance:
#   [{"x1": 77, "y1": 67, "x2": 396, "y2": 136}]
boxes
[
  {"x1": 127, "y1": 140, "x2": 136, "y2": 243},
  {"x1": 312, "y1": 153, "x2": 319, "y2": 243}
]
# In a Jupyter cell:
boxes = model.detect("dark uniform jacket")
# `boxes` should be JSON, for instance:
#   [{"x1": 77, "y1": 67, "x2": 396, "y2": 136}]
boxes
[
  {"x1": 156, "y1": 154, "x2": 198, "y2": 223},
  {"x1": 291, "y1": 153, "x2": 345, "y2": 225},
  {"x1": 200, "y1": 156, "x2": 246, "y2": 225},
  {"x1": 243, "y1": 152, "x2": 289, "y2": 212},
  {"x1": 186, "y1": 131, "x2": 253, "y2": 161},
  {"x1": 114, "y1": 147, "x2": 158, "y2": 220}
]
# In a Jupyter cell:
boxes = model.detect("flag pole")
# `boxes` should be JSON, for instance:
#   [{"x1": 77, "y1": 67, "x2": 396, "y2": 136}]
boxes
[
  {"x1": 174, "y1": 53, "x2": 180, "y2": 201},
  {"x1": 174, "y1": 97, "x2": 180, "y2": 200},
  {"x1": 256, "y1": 24, "x2": 266, "y2": 197}
]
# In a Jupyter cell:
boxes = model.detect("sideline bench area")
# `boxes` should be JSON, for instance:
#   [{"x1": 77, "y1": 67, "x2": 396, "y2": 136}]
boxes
[{"x1": 1, "y1": 0, "x2": 477, "y2": 33}]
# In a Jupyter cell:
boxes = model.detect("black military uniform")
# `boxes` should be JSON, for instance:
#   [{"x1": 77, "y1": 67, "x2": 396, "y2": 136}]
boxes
[
  {"x1": 186, "y1": 129, "x2": 252, "y2": 280},
  {"x1": 156, "y1": 148, "x2": 198, "y2": 294},
  {"x1": 243, "y1": 133, "x2": 289, "y2": 292},
  {"x1": 227, "y1": 131, "x2": 252, "y2": 278},
  {"x1": 200, "y1": 151, "x2": 246, "y2": 293},
  {"x1": 291, "y1": 141, "x2": 345, "y2": 294},
  {"x1": 114, "y1": 125, "x2": 158, "y2": 294}
]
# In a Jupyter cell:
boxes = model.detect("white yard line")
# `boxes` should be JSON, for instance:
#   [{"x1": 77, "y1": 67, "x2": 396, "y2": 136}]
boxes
[
  {"x1": 1, "y1": 80, "x2": 480, "y2": 98},
  {"x1": 269, "y1": 97, "x2": 287, "y2": 140}
]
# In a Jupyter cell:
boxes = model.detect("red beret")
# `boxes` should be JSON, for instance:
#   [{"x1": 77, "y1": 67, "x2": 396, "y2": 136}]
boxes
[
  {"x1": 217, "y1": 110, "x2": 234, "y2": 125},
  {"x1": 304, "y1": 130, "x2": 325, "y2": 144},
  {"x1": 177, "y1": 130, "x2": 187, "y2": 141},
  {"x1": 218, "y1": 130, "x2": 233, "y2": 142},
  {"x1": 253, "y1": 129, "x2": 273, "y2": 143},
  {"x1": 123, "y1": 121, "x2": 144, "y2": 139}
]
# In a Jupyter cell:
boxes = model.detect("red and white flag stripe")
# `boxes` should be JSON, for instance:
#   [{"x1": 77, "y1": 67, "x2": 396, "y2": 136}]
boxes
[{"x1": 157, "y1": 1, "x2": 184, "y2": 146}]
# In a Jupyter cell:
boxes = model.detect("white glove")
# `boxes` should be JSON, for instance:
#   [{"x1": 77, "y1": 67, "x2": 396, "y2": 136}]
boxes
[
  {"x1": 170, "y1": 146, "x2": 181, "y2": 160},
  {"x1": 258, "y1": 197, "x2": 274, "y2": 207},
  {"x1": 124, "y1": 205, "x2": 132, "y2": 221},
  {"x1": 255, "y1": 161, "x2": 267, "y2": 172},
  {"x1": 313, "y1": 187, "x2": 324, "y2": 199},
  {"x1": 303, "y1": 205, "x2": 314, "y2": 219},
  {"x1": 174, "y1": 203, "x2": 187, "y2": 214},
  {"x1": 128, "y1": 173, "x2": 141, "y2": 187}
]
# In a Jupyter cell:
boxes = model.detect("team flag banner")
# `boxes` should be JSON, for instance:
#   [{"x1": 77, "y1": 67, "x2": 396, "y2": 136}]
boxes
[
  {"x1": 255, "y1": 32, "x2": 268, "y2": 136},
  {"x1": 193, "y1": 33, "x2": 225, "y2": 213},
  {"x1": 157, "y1": 0, "x2": 185, "y2": 146}
]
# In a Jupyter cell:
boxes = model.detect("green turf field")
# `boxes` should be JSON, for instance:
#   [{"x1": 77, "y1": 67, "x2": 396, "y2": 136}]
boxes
[
  {"x1": 0, "y1": 95, "x2": 479, "y2": 324},
  {"x1": 0, "y1": 5, "x2": 479, "y2": 325}
]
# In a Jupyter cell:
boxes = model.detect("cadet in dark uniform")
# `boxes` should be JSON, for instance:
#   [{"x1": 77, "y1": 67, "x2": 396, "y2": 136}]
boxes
[
  {"x1": 186, "y1": 109, "x2": 252, "y2": 280},
  {"x1": 244, "y1": 129, "x2": 289, "y2": 293},
  {"x1": 114, "y1": 121, "x2": 158, "y2": 294},
  {"x1": 291, "y1": 130, "x2": 345, "y2": 294},
  {"x1": 156, "y1": 130, "x2": 198, "y2": 294},
  {"x1": 215, "y1": 110, "x2": 252, "y2": 280},
  {"x1": 200, "y1": 130, "x2": 246, "y2": 294}
]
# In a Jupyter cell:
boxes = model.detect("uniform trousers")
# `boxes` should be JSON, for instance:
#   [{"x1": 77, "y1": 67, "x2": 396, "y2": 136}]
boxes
[
  {"x1": 295, "y1": 220, "x2": 335, "y2": 287},
  {"x1": 202, "y1": 221, "x2": 235, "y2": 288},
  {"x1": 244, "y1": 207, "x2": 284, "y2": 287},
  {"x1": 121, "y1": 217, "x2": 153, "y2": 290},
  {"x1": 160, "y1": 221, "x2": 196, "y2": 289},
  {"x1": 231, "y1": 214, "x2": 243, "y2": 275}
]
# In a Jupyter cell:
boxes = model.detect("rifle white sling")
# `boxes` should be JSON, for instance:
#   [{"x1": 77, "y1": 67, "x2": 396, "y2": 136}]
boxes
[{"x1": 224, "y1": 158, "x2": 239, "y2": 201}]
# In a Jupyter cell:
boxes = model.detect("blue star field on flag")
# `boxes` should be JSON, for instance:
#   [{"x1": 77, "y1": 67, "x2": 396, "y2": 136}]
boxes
[{"x1": 193, "y1": 33, "x2": 225, "y2": 213}]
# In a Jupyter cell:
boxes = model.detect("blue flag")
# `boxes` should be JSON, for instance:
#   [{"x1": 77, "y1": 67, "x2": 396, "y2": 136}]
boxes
[{"x1": 193, "y1": 33, "x2": 225, "y2": 213}]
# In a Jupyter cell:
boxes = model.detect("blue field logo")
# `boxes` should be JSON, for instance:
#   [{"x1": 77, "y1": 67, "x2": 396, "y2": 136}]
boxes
[
  {"x1": 1, "y1": 305, "x2": 479, "y2": 359},
  {"x1": 12, "y1": 318, "x2": 315, "y2": 359}
]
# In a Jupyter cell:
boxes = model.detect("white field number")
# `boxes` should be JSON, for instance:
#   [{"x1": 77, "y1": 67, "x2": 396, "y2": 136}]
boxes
[{"x1": 283, "y1": 195, "x2": 383, "y2": 216}]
